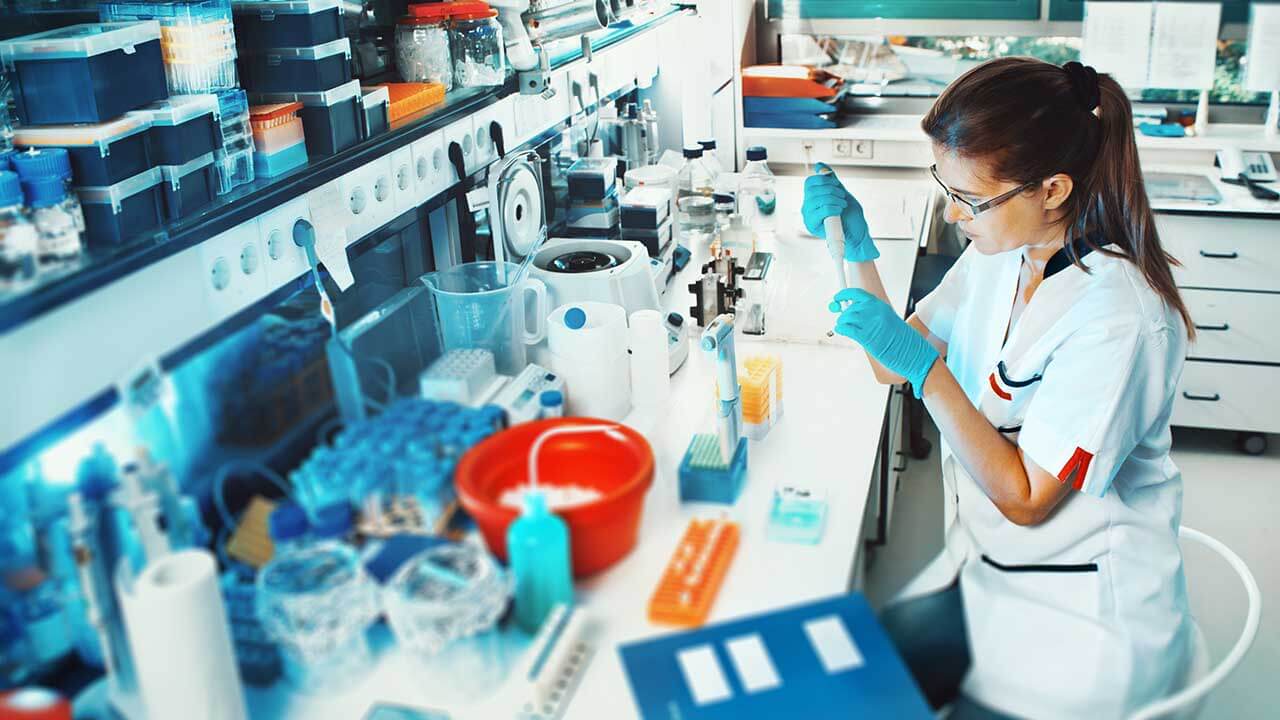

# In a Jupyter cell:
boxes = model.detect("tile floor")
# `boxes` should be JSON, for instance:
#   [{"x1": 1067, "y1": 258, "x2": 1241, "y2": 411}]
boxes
[{"x1": 865, "y1": 419, "x2": 1278, "y2": 719}]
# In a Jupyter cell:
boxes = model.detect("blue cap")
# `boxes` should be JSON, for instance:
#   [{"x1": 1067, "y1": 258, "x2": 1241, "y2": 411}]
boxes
[
  {"x1": 10, "y1": 148, "x2": 71, "y2": 182},
  {"x1": 311, "y1": 503, "x2": 352, "y2": 539},
  {"x1": 564, "y1": 307, "x2": 586, "y2": 330},
  {"x1": 0, "y1": 171, "x2": 21, "y2": 207},
  {"x1": 747, "y1": 145, "x2": 767, "y2": 161},
  {"x1": 76, "y1": 444, "x2": 119, "y2": 501},
  {"x1": 539, "y1": 390, "x2": 564, "y2": 408},
  {"x1": 268, "y1": 503, "x2": 309, "y2": 542},
  {"x1": 698, "y1": 139, "x2": 717, "y2": 151},
  {"x1": 21, "y1": 176, "x2": 66, "y2": 208},
  {"x1": 682, "y1": 145, "x2": 703, "y2": 159}
]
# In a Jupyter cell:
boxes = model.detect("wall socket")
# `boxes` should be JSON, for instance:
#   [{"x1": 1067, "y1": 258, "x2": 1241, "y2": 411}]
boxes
[{"x1": 833, "y1": 139, "x2": 874, "y2": 159}]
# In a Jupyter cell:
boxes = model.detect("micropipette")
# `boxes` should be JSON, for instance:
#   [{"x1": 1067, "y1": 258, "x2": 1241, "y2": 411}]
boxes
[{"x1": 824, "y1": 203, "x2": 847, "y2": 338}]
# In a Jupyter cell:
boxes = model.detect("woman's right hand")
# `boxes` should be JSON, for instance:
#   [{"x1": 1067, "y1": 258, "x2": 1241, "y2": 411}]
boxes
[{"x1": 802, "y1": 163, "x2": 879, "y2": 262}]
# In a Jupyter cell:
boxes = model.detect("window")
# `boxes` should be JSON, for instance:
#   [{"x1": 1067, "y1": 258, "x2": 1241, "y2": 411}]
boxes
[{"x1": 782, "y1": 35, "x2": 1270, "y2": 105}]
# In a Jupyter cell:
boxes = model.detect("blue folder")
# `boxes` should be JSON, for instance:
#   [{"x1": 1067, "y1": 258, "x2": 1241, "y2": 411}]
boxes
[
  {"x1": 743, "y1": 112, "x2": 837, "y2": 130},
  {"x1": 743, "y1": 97, "x2": 838, "y2": 115},
  {"x1": 618, "y1": 593, "x2": 932, "y2": 719}
]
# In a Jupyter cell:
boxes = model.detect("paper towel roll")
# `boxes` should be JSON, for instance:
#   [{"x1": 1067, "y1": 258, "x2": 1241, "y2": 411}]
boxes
[
  {"x1": 118, "y1": 549, "x2": 247, "y2": 720},
  {"x1": 628, "y1": 310, "x2": 669, "y2": 410}
]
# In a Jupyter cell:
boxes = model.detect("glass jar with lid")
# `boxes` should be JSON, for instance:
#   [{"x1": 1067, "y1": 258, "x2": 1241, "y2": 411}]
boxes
[
  {"x1": 396, "y1": 2, "x2": 454, "y2": 89},
  {"x1": 448, "y1": 1, "x2": 506, "y2": 88}
]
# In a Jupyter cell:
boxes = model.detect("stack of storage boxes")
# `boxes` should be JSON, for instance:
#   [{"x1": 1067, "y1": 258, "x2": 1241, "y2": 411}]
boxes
[
  {"x1": 565, "y1": 158, "x2": 620, "y2": 238},
  {"x1": 1, "y1": 22, "x2": 170, "y2": 249},
  {"x1": 131, "y1": 94, "x2": 223, "y2": 219},
  {"x1": 236, "y1": 0, "x2": 366, "y2": 157},
  {"x1": 620, "y1": 186, "x2": 672, "y2": 259},
  {"x1": 102, "y1": 0, "x2": 255, "y2": 196}
]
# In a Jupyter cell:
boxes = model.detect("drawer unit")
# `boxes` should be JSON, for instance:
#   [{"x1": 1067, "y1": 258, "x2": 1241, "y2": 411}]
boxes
[
  {"x1": 1174, "y1": 361, "x2": 1280, "y2": 435},
  {"x1": 1156, "y1": 214, "x2": 1280, "y2": 292},
  {"x1": 1184, "y1": 288, "x2": 1280, "y2": 365}
]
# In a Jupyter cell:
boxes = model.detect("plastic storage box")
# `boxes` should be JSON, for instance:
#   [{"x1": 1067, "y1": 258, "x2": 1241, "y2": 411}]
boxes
[
  {"x1": 12, "y1": 115, "x2": 152, "y2": 187},
  {"x1": 130, "y1": 94, "x2": 221, "y2": 166},
  {"x1": 0, "y1": 22, "x2": 168, "y2": 126},
  {"x1": 239, "y1": 38, "x2": 352, "y2": 93},
  {"x1": 251, "y1": 80, "x2": 363, "y2": 157},
  {"x1": 373, "y1": 83, "x2": 446, "y2": 126},
  {"x1": 160, "y1": 151, "x2": 218, "y2": 220},
  {"x1": 77, "y1": 167, "x2": 166, "y2": 248},
  {"x1": 253, "y1": 142, "x2": 307, "y2": 178},
  {"x1": 233, "y1": 0, "x2": 343, "y2": 51},
  {"x1": 360, "y1": 86, "x2": 390, "y2": 139},
  {"x1": 250, "y1": 103, "x2": 305, "y2": 153},
  {"x1": 100, "y1": 0, "x2": 238, "y2": 94},
  {"x1": 215, "y1": 89, "x2": 256, "y2": 193}
]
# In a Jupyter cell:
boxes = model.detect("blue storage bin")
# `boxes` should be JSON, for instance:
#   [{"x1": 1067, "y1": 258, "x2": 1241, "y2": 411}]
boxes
[
  {"x1": 0, "y1": 22, "x2": 168, "y2": 126},
  {"x1": 160, "y1": 152, "x2": 218, "y2": 220},
  {"x1": 129, "y1": 94, "x2": 222, "y2": 166},
  {"x1": 12, "y1": 115, "x2": 153, "y2": 187},
  {"x1": 77, "y1": 167, "x2": 166, "y2": 248},
  {"x1": 251, "y1": 80, "x2": 362, "y2": 157},
  {"x1": 233, "y1": 0, "x2": 343, "y2": 51},
  {"x1": 239, "y1": 38, "x2": 351, "y2": 93},
  {"x1": 253, "y1": 140, "x2": 308, "y2": 178}
]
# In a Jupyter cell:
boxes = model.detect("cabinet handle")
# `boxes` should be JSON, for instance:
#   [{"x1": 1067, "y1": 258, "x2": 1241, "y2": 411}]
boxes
[
  {"x1": 1194, "y1": 322, "x2": 1230, "y2": 331},
  {"x1": 1182, "y1": 391, "x2": 1221, "y2": 402},
  {"x1": 1199, "y1": 250, "x2": 1239, "y2": 259}
]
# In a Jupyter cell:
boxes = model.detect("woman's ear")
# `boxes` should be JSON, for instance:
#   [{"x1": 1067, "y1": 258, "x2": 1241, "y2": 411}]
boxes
[{"x1": 1041, "y1": 173, "x2": 1074, "y2": 211}]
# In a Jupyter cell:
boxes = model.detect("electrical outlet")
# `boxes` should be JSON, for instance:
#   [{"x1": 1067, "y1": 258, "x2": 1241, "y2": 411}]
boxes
[
  {"x1": 852, "y1": 140, "x2": 874, "y2": 159},
  {"x1": 833, "y1": 140, "x2": 853, "y2": 157},
  {"x1": 260, "y1": 197, "x2": 311, "y2": 288},
  {"x1": 199, "y1": 219, "x2": 266, "y2": 319},
  {"x1": 391, "y1": 147, "x2": 415, "y2": 216},
  {"x1": 411, "y1": 130, "x2": 447, "y2": 205}
]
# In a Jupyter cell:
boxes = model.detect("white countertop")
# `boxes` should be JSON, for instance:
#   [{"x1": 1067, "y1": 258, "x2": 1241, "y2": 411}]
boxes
[
  {"x1": 1146, "y1": 164, "x2": 1280, "y2": 216},
  {"x1": 224, "y1": 177, "x2": 930, "y2": 720}
]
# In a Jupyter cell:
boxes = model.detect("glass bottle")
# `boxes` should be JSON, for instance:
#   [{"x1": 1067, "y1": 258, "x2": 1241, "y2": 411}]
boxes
[
  {"x1": 0, "y1": 171, "x2": 37, "y2": 292},
  {"x1": 738, "y1": 145, "x2": 777, "y2": 238},
  {"x1": 675, "y1": 145, "x2": 716, "y2": 242},
  {"x1": 450, "y1": 3, "x2": 506, "y2": 88},
  {"x1": 697, "y1": 138, "x2": 723, "y2": 180},
  {"x1": 10, "y1": 148, "x2": 83, "y2": 266}
]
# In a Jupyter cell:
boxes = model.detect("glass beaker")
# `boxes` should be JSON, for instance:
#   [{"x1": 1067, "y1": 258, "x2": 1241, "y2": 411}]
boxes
[{"x1": 421, "y1": 262, "x2": 548, "y2": 376}]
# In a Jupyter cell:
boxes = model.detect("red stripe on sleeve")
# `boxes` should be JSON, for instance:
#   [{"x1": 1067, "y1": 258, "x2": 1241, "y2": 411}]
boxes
[
  {"x1": 988, "y1": 373, "x2": 1012, "y2": 401},
  {"x1": 1057, "y1": 447, "x2": 1094, "y2": 491}
]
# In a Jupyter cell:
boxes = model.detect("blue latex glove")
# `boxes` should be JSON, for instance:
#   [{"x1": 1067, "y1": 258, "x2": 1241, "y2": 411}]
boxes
[
  {"x1": 802, "y1": 163, "x2": 879, "y2": 262},
  {"x1": 829, "y1": 288, "x2": 938, "y2": 397}
]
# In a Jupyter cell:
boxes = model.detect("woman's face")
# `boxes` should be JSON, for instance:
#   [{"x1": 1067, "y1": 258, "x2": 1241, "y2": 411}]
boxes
[{"x1": 931, "y1": 145, "x2": 1067, "y2": 256}]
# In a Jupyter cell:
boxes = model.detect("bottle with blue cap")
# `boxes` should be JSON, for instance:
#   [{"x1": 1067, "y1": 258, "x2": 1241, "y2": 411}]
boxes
[
  {"x1": 10, "y1": 148, "x2": 82, "y2": 266},
  {"x1": 0, "y1": 170, "x2": 37, "y2": 291},
  {"x1": 269, "y1": 502, "x2": 311, "y2": 557},
  {"x1": 739, "y1": 145, "x2": 777, "y2": 236},
  {"x1": 311, "y1": 503, "x2": 353, "y2": 544},
  {"x1": 538, "y1": 390, "x2": 564, "y2": 419},
  {"x1": 697, "y1": 138, "x2": 723, "y2": 180}
]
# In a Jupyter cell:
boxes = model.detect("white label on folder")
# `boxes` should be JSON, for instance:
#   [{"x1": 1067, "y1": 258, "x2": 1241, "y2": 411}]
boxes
[
  {"x1": 676, "y1": 644, "x2": 733, "y2": 706},
  {"x1": 725, "y1": 634, "x2": 782, "y2": 694},
  {"x1": 803, "y1": 615, "x2": 864, "y2": 674}
]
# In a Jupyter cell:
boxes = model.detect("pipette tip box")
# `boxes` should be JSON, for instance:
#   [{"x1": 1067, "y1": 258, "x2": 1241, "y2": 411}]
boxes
[
  {"x1": 77, "y1": 167, "x2": 166, "y2": 248},
  {"x1": 678, "y1": 435, "x2": 748, "y2": 505},
  {"x1": 12, "y1": 115, "x2": 153, "y2": 187},
  {"x1": 160, "y1": 151, "x2": 218, "y2": 220},
  {"x1": 250, "y1": 80, "x2": 363, "y2": 157},
  {"x1": 233, "y1": 0, "x2": 344, "y2": 52},
  {"x1": 238, "y1": 37, "x2": 352, "y2": 93},
  {"x1": 131, "y1": 93, "x2": 222, "y2": 166},
  {"x1": 766, "y1": 485, "x2": 827, "y2": 545},
  {"x1": 0, "y1": 22, "x2": 168, "y2": 126}
]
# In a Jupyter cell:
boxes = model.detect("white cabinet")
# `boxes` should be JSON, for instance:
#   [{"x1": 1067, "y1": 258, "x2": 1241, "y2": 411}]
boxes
[{"x1": 1157, "y1": 213, "x2": 1280, "y2": 438}]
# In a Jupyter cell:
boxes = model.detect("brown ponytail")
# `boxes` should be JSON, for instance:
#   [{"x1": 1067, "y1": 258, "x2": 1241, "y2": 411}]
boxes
[{"x1": 921, "y1": 57, "x2": 1194, "y2": 339}]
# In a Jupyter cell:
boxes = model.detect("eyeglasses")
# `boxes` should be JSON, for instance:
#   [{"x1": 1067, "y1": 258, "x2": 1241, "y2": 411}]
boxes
[{"x1": 930, "y1": 164, "x2": 1039, "y2": 219}]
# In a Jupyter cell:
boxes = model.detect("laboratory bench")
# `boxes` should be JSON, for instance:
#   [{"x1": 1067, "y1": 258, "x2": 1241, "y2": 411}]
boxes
[{"x1": 71, "y1": 176, "x2": 933, "y2": 719}]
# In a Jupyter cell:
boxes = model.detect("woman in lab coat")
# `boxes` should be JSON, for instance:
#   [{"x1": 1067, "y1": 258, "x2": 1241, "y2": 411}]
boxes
[{"x1": 804, "y1": 58, "x2": 1195, "y2": 719}]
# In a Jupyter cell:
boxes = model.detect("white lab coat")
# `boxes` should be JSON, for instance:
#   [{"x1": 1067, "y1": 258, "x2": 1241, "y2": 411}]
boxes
[{"x1": 903, "y1": 240, "x2": 1194, "y2": 720}]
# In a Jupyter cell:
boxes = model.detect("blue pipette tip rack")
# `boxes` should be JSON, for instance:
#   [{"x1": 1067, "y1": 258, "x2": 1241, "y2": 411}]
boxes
[
  {"x1": 766, "y1": 485, "x2": 828, "y2": 545},
  {"x1": 678, "y1": 435, "x2": 748, "y2": 504}
]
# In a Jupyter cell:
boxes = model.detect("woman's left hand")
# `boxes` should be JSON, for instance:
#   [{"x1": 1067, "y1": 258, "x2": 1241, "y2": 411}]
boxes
[{"x1": 830, "y1": 288, "x2": 939, "y2": 396}]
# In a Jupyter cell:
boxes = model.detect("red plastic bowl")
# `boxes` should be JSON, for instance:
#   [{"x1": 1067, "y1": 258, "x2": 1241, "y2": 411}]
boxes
[{"x1": 454, "y1": 418, "x2": 654, "y2": 578}]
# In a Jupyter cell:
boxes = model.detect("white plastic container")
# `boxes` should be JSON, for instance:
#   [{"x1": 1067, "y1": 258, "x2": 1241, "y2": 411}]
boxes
[{"x1": 547, "y1": 302, "x2": 631, "y2": 420}]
